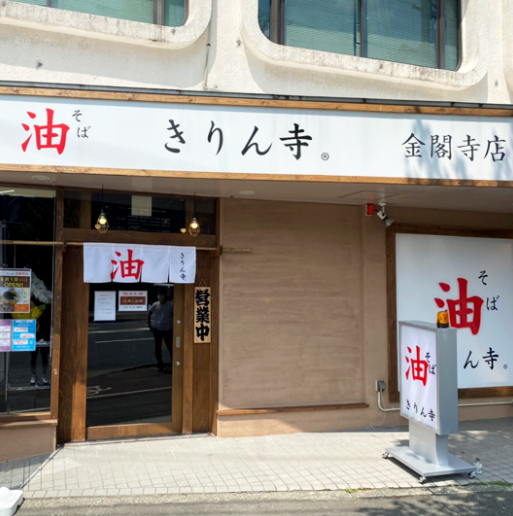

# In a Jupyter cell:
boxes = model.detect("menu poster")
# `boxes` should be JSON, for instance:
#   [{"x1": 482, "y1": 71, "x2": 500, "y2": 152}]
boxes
[
  {"x1": 0, "y1": 320, "x2": 11, "y2": 352},
  {"x1": 0, "y1": 269, "x2": 31, "y2": 313},
  {"x1": 11, "y1": 319, "x2": 36, "y2": 352},
  {"x1": 94, "y1": 291, "x2": 116, "y2": 322},
  {"x1": 118, "y1": 291, "x2": 148, "y2": 312}
]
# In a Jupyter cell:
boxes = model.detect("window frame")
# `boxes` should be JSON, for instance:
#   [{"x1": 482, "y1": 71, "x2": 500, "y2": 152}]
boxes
[
  {"x1": 37, "y1": 0, "x2": 188, "y2": 26},
  {"x1": 267, "y1": 0, "x2": 460, "y2": 71}
]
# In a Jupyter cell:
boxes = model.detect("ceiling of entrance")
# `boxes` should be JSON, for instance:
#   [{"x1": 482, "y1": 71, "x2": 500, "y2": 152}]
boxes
[{"x1": 1, "y1": 170, "x2": 513, "y2": 214}]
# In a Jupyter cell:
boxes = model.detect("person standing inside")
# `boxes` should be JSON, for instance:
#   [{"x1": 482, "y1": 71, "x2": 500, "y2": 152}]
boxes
[{"x1": 148, "y1": 288, "x2": 174, "y2": 373}]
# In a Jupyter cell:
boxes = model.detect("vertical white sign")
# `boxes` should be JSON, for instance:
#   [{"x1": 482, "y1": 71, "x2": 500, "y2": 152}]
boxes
[
  {"x1": 94, "y1": 291, "x2": 116, "y2": 322},
  {"x1": 400, "y1": 324, "x2": 438, "y2": 432}
]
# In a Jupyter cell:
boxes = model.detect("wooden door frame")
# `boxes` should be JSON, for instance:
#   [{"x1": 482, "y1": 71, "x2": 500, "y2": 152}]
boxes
[{"x1": 58, "y1": 227, "x2": 218, "y2": 442}]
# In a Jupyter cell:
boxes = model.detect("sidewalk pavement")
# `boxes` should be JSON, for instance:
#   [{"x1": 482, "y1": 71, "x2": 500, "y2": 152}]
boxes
[{"x1": 1, "y1": 418, "x2": 512, "y2": 499}]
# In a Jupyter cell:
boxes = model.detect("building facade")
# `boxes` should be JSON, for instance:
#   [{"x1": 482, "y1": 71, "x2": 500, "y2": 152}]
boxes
[{"x1": 0, "y1": 0, "x2": 513, "y2": 462}]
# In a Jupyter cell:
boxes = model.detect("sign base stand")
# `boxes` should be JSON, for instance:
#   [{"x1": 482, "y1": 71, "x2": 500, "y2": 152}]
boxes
[
  {"x1": 0, "y1": 487, "x2": 23, "y2": 516},
  {"x1": 384, "y1": 420, "x2": 475, "y2": 484},
  {"x1": 384, "y1": 446, "x2": 475, "y2": 484}
]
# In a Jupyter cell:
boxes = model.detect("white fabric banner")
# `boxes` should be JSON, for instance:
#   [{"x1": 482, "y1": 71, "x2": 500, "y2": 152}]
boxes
[
  {"x1": 169, "y1": 247, "x2": 197, "y2": 284},
  {"x1": 141, "y1": 245, "x2": 170, "y2": 283},
  {"x1": 83, "y1": 243, "x2": 113, "y2": 283},
  {"x1": 111, "y1": 245, "x2": 145, "y2": 283},
  {"x1": 83, "y1": 243, "x2": 196, "y2": 284}
]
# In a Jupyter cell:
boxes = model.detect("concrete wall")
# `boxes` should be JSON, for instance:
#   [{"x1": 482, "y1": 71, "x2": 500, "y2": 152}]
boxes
[
  {"x1": 217, "y1": 198, "x2": 513, "y2": 436},
  {"x1": 0, "y1": 0, "x2": 512, "y2": 104}
]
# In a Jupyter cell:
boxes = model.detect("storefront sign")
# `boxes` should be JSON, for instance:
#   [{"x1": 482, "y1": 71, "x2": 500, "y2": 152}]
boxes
[
  {"x1": 84, "y1": 243, "x2": 196, "y2": 284},
  {"x1": 94, "y1": 291, "x2": 116, "y2": 322},
  {"x1": 0, "y1": 320, "x2": 12, "y2": 352},
  {"x1": 11, "y1": 319, "x2": 36, "y2": 352},
  {"x1": 400, "y1": 323, "x2": 438, "y2": 431},
  {"x1": 396, "y1": 233, "x2": 513, "y2": 389},
  {"x1": 194, "y1": 287, "x2": 211, "y2": 343},
  {"x1": 0, "y1": 95, "x2": 512, "y2": 182},
  {"x1": 0, "y1": 269, "x2": 31, "y2": 313},
  {"x1": 118, "y1": 291, "x2": 148, "y2": 312}
]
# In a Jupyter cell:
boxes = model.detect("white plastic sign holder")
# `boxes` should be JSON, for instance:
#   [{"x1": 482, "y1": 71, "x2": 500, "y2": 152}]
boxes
[
  {"x1": 0, "y1": 487, "x2": 23, "y2": 516},
  {"x1": 384, "y1": 321, "x2": 475, "y2": 484}
]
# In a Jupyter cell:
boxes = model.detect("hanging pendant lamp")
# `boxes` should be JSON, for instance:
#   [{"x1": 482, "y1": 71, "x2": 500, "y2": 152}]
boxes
[
  {"x1": 188, "y1": 193, "x2": 200, "y2": 237},
  {"x1": 95, "y1": 186, "x2": 109, "y2": 234}
]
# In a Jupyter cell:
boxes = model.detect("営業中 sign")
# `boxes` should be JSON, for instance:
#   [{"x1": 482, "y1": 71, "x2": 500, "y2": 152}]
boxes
[{"x1": 194, "y1": 287, "x2": 211, "y2": 343}]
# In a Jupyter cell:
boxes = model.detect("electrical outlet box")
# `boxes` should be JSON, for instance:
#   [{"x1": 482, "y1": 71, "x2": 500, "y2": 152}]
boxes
[{"x1": 375, "y1": 380, "x2": 386, "y2": 392}]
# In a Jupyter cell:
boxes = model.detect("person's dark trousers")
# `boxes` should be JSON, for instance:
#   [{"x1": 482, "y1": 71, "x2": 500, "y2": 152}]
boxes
[
  {"x1": 153, "y1": 329, "x2": 173, "y2": 370},
  {"x1": 30, "y1": 346, "x2": 49, "y2": 375}
]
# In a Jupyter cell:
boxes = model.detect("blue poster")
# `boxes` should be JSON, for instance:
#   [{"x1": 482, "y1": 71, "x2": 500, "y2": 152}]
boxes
[{"x1": 12, "y1": 319, "x2": 36, "y2": 352}]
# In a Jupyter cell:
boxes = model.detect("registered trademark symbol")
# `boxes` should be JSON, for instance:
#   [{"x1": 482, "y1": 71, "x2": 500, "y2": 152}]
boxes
[{"x1": 321, "y1": 152, "x2": 330, "y2": 161}]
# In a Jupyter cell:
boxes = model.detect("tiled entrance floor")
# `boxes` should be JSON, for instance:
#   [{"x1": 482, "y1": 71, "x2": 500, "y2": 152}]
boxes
[{"x1": 1, "y1": 418, "x2": 512, "y2": 498}]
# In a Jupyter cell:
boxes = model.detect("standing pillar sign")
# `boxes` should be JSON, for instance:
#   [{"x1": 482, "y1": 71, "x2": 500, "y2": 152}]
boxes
[{"x1": 384, "y1": 321, "x2": 475, "y2": 483}]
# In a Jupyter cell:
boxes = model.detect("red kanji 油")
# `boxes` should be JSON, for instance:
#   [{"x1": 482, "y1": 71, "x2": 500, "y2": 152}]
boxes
[
  {"x1": 405, "y1": 345, "x2": 429, "y2": 387},
  {"x1": 111, "y1": 250, "x2": 144, "y2": 281},
  {"x1": 434, "y1": 278, "x2": 483, "y2": 335},
  {"x1": 22, "y1": 109, "x2": 70, "y2": 155}
]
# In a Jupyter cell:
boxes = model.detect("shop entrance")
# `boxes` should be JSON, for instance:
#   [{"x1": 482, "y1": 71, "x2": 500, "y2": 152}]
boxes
[
  {"x1": 57, "y1": 190, "x2": 218, "y2": 442},
  {"x1": 85, "y1": 282, "x2": 183, "y2": 439}
]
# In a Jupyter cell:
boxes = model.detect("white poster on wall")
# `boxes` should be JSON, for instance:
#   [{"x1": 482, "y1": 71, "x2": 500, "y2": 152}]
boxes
[
  {"x1": 94, "y1": 291, "x2": 116, "y2": 322},
  {"x1": 400, "y1": 324, "x2": 438, "y2": 431},
  {"x1": 396, "y1": 233, "x2": 513, "y2": 389}
]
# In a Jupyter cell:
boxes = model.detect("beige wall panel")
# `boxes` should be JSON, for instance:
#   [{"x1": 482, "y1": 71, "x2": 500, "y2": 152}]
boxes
[
  {"x1": 0, "y1": 425, "x2": 56, "y2": 462},
  {"x1": 216, "y1": 409, "x2": 400, "y2": 437},
  {"x1": 220, "y1": 199, "x2": 365, "y2": 409},
  {"x1": 219, "y1": 200, "x2": 513, "y2": 435}
]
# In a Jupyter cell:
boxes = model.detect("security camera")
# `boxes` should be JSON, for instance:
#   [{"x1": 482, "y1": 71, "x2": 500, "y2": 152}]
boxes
[{"x1": 377, "y1": 203, "x2": 394, "y2": 227}]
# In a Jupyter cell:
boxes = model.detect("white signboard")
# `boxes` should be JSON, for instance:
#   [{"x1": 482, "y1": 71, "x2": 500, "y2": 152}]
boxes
[
  {"x1": 94, "y1": 291, "x2": 116, "y2": 322},
  {"x1": 0, "y1": 95, "x2": 512, "y2": 181},
  {"x1": 118, "y1": 291, "x2": 147, "y2": 312},
  {"x1": 400, "y1": 324, "x2": 438, "y2": 432},
  {"x1": 396, "y1": 233, "x2": 513, "y2": 389}
]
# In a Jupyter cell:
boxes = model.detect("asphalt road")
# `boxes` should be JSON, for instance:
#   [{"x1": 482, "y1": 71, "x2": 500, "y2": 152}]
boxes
[{"x1": 17, "y1": 489, "x2": 513, "y2": 516}]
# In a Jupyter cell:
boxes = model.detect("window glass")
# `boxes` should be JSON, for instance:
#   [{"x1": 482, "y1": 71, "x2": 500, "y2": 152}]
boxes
[
  {"x1": 258, "y1": 0, "x2": 271, "y2": 39},
  {"x1": 64, "y1": 191, "x2": 217, "y2": 235},
  {"x1": 52, "y1": 0, "x2": 154, "y2": 24},
  {"x1": 367, "y1": 0, "x2": 437, "y2": 68},
  {"x1": 260, "y1": 0, "x2": 459, "y2": 70},
  {"x1": 13, "y1": 0, "x2": 47, "y2": 6},
  {"x1": 12, "y1": 0, "x2": 187, "y2": 27},
  {"x1": 444, "y1": 0, "x2": 459, "y2": 71},
  {"x1": 0, "y1": 187, "x2": 56, "y2": 415},
  {"x1": 164, "y1": 0, "x2": 186, "y2": 27},
  {"x1": 285, "y1": 0, "x2": 358, "y2": 56}
]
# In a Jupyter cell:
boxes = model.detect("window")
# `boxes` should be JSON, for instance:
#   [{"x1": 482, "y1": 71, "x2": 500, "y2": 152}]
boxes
[
  {"x1": 259, "y1": 0, "x2": 459, "y2": 71},
  {"x1": 12, "y1": 0, "x2": 186, "y2": 27},
  {"x1": 0, "y1": 187, "x2": 56, "y2": 415},
  {"x1": 64, "y1": 191, "x2": 217, "y2": 235}
]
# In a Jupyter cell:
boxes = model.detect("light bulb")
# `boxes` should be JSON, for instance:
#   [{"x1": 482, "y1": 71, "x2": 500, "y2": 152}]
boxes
[
  {"x1": 188, "y1": 216, "x2": 200, "y2": 237},
  {"x1": 95, "y1": 211, "x2": 109, "y2": 234}
]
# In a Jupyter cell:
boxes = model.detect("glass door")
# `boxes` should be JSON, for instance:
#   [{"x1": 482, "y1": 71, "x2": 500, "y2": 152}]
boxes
[{"x1": 86, "y1": 283, "x2": 182, "y2": 439}]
